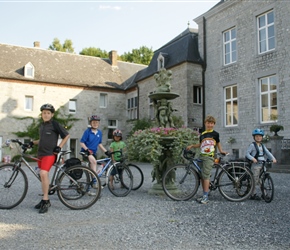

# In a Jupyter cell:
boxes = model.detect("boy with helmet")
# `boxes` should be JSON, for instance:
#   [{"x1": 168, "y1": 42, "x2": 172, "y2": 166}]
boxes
[
  {"x1": 80, "y1": 115, "x2": 109, "y2": 195},
  {"x1": 25, "y1": 104, "x2": 70, "y2": 213},
  {"x1": 109, "y1": 129, "x2": 126, "y2": 189},
  {"x1": 245, "y1": 128, "x2": 276, "y2": 200}
]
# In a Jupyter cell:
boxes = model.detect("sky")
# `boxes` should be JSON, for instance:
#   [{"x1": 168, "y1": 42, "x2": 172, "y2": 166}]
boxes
[{"x1": 0, "y1": 0, "x2": 219, "y2": 55}]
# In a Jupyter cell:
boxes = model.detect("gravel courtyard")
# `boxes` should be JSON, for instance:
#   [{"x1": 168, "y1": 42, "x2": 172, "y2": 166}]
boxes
[{"x1": 0, "y1": 163, "x2": 289, "y2": 250}]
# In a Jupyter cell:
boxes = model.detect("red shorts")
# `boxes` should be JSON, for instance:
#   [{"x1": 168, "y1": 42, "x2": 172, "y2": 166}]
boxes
[{"x1": 38, "y1": 155, "x2": 56, "y2": 171}]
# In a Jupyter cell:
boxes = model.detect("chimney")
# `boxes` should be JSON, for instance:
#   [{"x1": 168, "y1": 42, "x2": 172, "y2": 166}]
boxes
[
  {"x1": 33, "y1": 41, "x2": 40, "y2": 48},
  {"x1": 109, "y1": 50, "x2": 118, "y2": 67}
]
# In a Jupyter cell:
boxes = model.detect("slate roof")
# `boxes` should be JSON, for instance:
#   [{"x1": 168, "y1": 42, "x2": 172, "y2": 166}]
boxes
[
  {"x1": 134, "y1": 28, "x2": 203, "y2": 83},
  {"x1": 0, "y1": 43, "x2": 146, "y2": 89}
]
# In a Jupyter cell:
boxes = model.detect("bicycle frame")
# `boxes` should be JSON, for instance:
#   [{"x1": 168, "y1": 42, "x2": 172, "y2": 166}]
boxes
[{"x1": 8, "y1": 140, "x2": 81, "y2": 193}]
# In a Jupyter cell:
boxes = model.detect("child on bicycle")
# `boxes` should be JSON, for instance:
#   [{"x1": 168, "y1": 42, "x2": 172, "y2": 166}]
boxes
[
  {"x1": 26, "y1": 104, "x2": 70, "y2": 213},
  {"x1": 186, "y1": 115, "x2": 227, "y2": 204},
  {"x1": 80, "y1": 115, "x2": 110, "y2": 195},
  {"x1": 109, "y1": 129, "x2": 126, "y2": 189},
  {"x1": 245, "y1": 128, "x2": 276, "y2": 200}
]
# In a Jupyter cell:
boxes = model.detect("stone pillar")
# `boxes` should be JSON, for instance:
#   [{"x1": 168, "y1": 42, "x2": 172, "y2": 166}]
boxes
[{"x1": 270, "y1": 136, "x2": 283, "y2": 163}]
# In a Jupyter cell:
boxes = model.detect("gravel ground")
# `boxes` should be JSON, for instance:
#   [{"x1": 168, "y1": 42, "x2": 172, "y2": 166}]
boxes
[{"x1": 0, "y1": 163, "x2": 289, "y2": 250}]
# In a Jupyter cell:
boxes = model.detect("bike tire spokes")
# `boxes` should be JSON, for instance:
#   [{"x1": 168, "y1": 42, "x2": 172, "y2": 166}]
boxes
[
  {"x1": 218, "y1": 165, "x2": 254, "y2": 202},
  {"x1": 57, "y1": 165, "x2": 101, "y2": 210},
  {"x1": 0, "y1": 164, "x2": 28, "y2": 209}
]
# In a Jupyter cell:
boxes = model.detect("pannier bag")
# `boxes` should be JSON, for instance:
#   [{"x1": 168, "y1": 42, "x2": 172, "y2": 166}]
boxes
[{"x1": 64, "y1": 158, "x2": 83, "y2": 180}]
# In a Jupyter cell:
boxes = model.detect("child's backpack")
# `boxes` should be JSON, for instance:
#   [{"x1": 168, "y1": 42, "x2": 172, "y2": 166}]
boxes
[{"x1": 245, "y1": 142, "x2": 266, "y2": 167}]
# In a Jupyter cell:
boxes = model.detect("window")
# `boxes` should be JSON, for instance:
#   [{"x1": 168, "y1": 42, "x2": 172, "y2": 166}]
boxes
[
  {"x1": 260, "y1": 75, "x2": 277, "y2": 122},
  {"x1": 108, "y1": 120, "x2": 117, "y2": 140},
  {"x1": 223, "y1": 27, "x2": 237, "y2": 65},
  {"x1": 127, "y1": 97, "x2": 138, "y2": 120},
  {"x1": 149, "y1": 92, "x2": 155, "y2": 120},
  {"x1": 257, "y1": 10, "x2": 275, "y2": 54},
  {"x1": 25, "y1": 96, "x2": 33, "y2": 111},
  {"x1": 24, "y1": 62, "x2": 35, "y2": 78},
  {"x1": 100, "y1": 93, "x2": 107, "y2": 108},
  {"x1": 193, "y1": 86, "x2": 202, "y2": 104},
  {"x1": 157, "y1": 53, "x2": 167, "y2": 71},
  {"x1": 69, "y1": 100, "x2": 76, "y2": 113},
  {"x1": 224, "y1": 85, "x2": 238, "y2": 126}
]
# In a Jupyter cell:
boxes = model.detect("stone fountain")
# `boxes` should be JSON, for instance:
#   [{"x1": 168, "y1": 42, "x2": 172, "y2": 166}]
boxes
[{"x1": 148, "y1": 68, "x2": 180, "y2": 194}]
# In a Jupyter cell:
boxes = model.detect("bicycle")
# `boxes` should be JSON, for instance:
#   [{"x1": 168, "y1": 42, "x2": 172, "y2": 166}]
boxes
[
  {"x1": 0, "y1": 139, "x2": 101, "y2": 210},
  {"x1": 162, "y1": 148, "x2": 255, "y2": 202},
  {"x1": 80, "y1": 150, "x2": 134, "y2": 197},
  {"x1": 256, "y1": 160, "x2": 274, "y2": 203}
]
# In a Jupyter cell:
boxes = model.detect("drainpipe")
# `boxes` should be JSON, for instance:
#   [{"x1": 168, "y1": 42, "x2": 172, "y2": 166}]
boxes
[
  {"x1": 202, "y1": 16, "x2": 207, "y2": 132},
  {"x1": 137, "y1": 84, "x2": 140, "y2": 120}
]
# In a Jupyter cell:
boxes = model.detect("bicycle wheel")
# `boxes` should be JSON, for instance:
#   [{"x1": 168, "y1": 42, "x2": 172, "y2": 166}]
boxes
[
  {"x1": 125, "y1": 164, "x2": 144, "y2": 190},
  {"x1": 218, "y1": 164, "x2": 254, "y2": 202},
  {"x1": 261, "y1": 174, "x2": 274, "y2": 203},
  {"x1": 107, "y1": 164, "x2": 133, "y2": 197},
  {"x1": 0, "y1": 164, "x2": 28, "y2": 209},
  {"x1": 162, "y1": 164, "x2": 200, "y2": 201},
  {"x1": 57, "y1": 165, "x2": 101, "y2": 210}
]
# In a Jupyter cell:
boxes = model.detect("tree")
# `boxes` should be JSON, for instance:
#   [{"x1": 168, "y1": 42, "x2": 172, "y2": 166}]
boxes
[
  {"x1": 120, "y1": 46, "x2": 153, "y2": 65},
  {"x1": 49, "y1": 38, "x2": 74, "y2": 53},
  {"x1": 79, "y1": 47, "x2": 109, "y2": 58}
]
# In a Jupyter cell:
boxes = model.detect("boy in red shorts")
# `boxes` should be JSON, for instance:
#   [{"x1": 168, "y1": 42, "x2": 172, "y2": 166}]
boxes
[{"x1": 27, "y1": 104, "x2": 69, "y2": 213}]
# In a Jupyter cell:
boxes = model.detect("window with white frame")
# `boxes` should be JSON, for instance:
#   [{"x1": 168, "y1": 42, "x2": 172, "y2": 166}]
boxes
[
  {"x1": 223, "y1": 27, "x2": 237, "y2": 65},
  {"x1": 193, "y1": 86, "x2": 202, "y2": 104},
  {"x1": 24, "y1": 62, "x2": 35, "y2": 78},
  {"x1": 224, "y1": 85, "x2": 238, "y2": 126},
  {"x1": 69, "y1": 99, "x2": 76, "y2": 113},
  {"x1": 100, "y1": 93, "x2": 107, "y2": 108},
  {"x1": 257, "y1": 10, "x2": 275, "y2": 54},
  {"x1": 25, "y1": 96, "x2": 33, "y2": 111},
  {"x1": 127, "y1": 97, "x2": 138, "y2": 120},
  {"x1": 157, "y1": 53, "x2": 166, "y2": 71},
  {"x1": 108, "y1": 120, "x2": 117, "y2": 140},
  {"x1": 149, "y1": 92, "x2": 155, "y2": 120},
  {"x1": 260, "y1": 75, "x2": 277, "y2": 122}
]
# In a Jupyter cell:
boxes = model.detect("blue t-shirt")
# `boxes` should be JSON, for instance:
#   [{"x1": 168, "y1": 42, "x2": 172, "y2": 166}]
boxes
[{"x1": 80, "y1": 128, "x2": 103, "y2": 154}]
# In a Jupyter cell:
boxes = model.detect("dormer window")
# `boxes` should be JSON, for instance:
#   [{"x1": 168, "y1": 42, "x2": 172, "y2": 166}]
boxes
[
  {"x1": 157, "y1": 53, "x2": 166, "y2": 71},
  {"x1": 24, "y1": 62, "x2": 35, "y2": 78}
]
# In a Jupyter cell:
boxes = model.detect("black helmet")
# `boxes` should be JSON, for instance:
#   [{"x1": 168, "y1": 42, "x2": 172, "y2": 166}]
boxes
[
  {"x1": 89, "y1": 115, "x2": 101, "y2": 122},
  {"x1": 252, "y1": 128, "x2": 264, "y2": 136},
  {"x1": 113, "y1": 129, "x2": 122, "y2": 137},
  {"x1": 40, "y1": 103, "x2": 55, "y2": 113}
]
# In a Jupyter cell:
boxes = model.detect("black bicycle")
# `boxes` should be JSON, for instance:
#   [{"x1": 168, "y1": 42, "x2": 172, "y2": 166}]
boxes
[
  {"x1": 162, "y1": 149, "x2": 255, "y2": 202},
  {"x1": 0, "y1": 139, "x2": 101, "y2": 210},
  {"x1": 258, "y1": 160, "x2": 274, "y2": 203}
]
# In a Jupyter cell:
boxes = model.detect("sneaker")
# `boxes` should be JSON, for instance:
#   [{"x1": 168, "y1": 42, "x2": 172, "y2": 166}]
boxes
[
  {"x1": 39, "y1": 200, "x2": 51, "y2": 214},
  {"x1": 35, "y1": 200, "x2": 51, "y2": 209},
  {"x1": 196, "y1": 196, "x2": 203, "y2": 202},
  {"x1": 200, "y1": 195, "x2": 209, "y2": 204},
  {"x1": 250, "y1": 194, "x2": 261, "y2": 201},
  {"x1": 87, "y1": 190, "x2": 96, "y2": 196}
]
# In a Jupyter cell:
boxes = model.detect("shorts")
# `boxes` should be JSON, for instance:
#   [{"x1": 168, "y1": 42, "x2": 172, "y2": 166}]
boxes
[
  {"x1": 200, "y1": 155, "x2": 214, "y2": 180},
  {"x1": 38, "y1": 155, "x2": 56, "y2": 172}
]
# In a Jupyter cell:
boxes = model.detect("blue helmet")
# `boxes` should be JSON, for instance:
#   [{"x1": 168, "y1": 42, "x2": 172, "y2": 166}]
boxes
[{"x1": 252, "y1": 128, "x2": 264, "y2": 136}]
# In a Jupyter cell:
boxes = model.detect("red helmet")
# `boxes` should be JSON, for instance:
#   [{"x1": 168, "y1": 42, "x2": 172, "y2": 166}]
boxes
[
  {"x1": 89, "y1": 115, "x2": 101, "y2": 122},
  {"x1": 113, "y1": 129, "x2": 122, "y2": 137}
]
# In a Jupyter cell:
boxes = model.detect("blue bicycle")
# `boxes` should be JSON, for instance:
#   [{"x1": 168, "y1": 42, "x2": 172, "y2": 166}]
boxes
[
  {"x1": 80, "y1": 151, "x2": 134, "y2": 197},
  {"x1": 162, "y1": 149, "x2": 255, "y2": 202}
]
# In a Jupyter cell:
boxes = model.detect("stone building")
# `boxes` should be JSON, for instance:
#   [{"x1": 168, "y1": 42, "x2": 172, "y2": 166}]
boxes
[
  {"x1": 1, "y1": 0, "x2": 289, "y2": 163},
  {"x1": 0, "y1": 28, "x2": 202, "y2": 159},
  {"x1": 194, "y1": 0, "x2": 290, "y2": 160}
]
